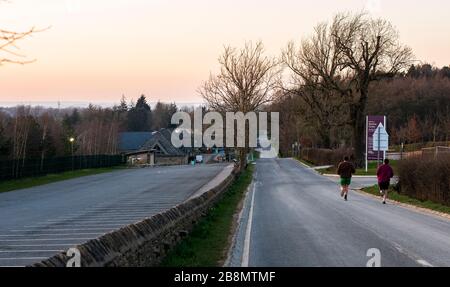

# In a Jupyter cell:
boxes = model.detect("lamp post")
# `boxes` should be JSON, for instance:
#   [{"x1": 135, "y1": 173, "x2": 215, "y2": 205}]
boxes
[
  {"x1": 400, "y1": 142, "x2": 404, "y2": 160},
  {"x1": 69, "y1": 137, "x2": 75, "y2": 171}
]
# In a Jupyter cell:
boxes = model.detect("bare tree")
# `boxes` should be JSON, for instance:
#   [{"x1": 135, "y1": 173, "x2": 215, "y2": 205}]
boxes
[
  {"x1": 37, "y1": 112, "x2": 51, "y2": 171},
  {"x1": 200, "y1": 41, "x2": 280, "y2": 170},
  {"x1": 11, "y1": 106, "x2": 32, "y2": 177},
  {"x1": 284, "y1": 13, "x2": 413, "y2": 165},
  {"x1": 0, "y1": 27, "x2": 38, "y2": 65},
  {"x1": 1, "y1": 1, "x2": 45, "y2": 65},
  {"x1": 76, "y1": 106, "x2": 120, "y2": 156}
]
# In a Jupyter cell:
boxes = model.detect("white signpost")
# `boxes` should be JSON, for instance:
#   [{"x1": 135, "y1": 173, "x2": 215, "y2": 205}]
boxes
[{"x1": 372, "y1": 123, "x2": 389, "y2": 166}]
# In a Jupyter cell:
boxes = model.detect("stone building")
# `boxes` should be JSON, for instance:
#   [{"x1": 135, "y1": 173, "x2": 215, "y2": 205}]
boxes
[{"x1": 118, "y1": 130, "x2": 188, "y2": 166}]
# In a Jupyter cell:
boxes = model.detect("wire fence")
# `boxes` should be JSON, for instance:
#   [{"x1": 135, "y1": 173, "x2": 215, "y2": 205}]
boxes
[
  {"x1": 422, "y1": 146, "x2": 450, "y2": 160},
  {"x1": 0, "y1": 155, "x2": 126, "y2": 181},
  {"x1": 388, "y1": 146, "x2": 450, "y2": 160}
]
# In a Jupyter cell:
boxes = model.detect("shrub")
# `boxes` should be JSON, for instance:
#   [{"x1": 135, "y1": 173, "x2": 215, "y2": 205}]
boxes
[{"x1": 398, "y1": 155, "x2": 450, "y2": 206}]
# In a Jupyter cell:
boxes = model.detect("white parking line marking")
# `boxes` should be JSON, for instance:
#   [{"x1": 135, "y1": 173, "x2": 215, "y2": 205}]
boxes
[
  {"x1": 2, "y1": 244, "x2": 75, "y2": 247},
  {"x1": 84, "y1": 207, "x2": 162, "y2": 210},
  {"x1": 0, "y1": 250, "x2": 63, "y2": 253},
  {"x1": 49, "y1": 213, "x2": 152, "y2": 218},
  {"x1": 45, "y1": 215, "x2": 150, "y2": 220},
  {"x1": 10, "y1": 227, "x2": 113, "y2": 232},
  {"x1": 44, "y1": 218, "x2": 144, "y2": 222},
  {"x1": 43, "y1": 219, "x2": 138, "y2": 223},
  {"x1": 0, "y1": 257, "x2": 47, "y2": 261},
  {"x1": 24, "y1": 223, "x2": 126, "y2": 228},
  {"x1": 43, "y1": 215, "x2": 145, "y2": 224},
  {"x1": 0, "y1": 238, "x2": 92, "y2": 242},
  {"x1": 86, "y1": 213, "x2": 148, "y2": 215},
  {"x1": 0, "y1": 233, "x2": 103, "y2": 237}
]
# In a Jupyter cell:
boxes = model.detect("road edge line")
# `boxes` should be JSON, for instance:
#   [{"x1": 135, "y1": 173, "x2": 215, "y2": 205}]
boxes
[
  {"x1": 242, "y1": 177, "x2": 256, "y2": 267},
  {"x1": 223, "y1": 181, "x2": 250, "y2": 267}
]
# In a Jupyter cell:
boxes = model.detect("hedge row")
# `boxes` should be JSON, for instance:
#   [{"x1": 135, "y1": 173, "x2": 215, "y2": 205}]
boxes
[
  {"x1": 300, "y1": 148, "x2": 353, "y2": 167},
  {"x1": 398, "y1": 155, "x2": 450, "y2": 207}
]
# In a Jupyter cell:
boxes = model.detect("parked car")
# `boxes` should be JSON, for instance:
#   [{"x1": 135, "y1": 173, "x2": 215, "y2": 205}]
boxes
[{"x1": 195, "y1": 155, "x2": 204, "y2": 163}]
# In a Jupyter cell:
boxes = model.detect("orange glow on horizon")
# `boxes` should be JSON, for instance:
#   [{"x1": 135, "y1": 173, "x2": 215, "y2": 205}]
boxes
[{"x1": 1, "y1": 0, "x2": 450, "y2": 106}]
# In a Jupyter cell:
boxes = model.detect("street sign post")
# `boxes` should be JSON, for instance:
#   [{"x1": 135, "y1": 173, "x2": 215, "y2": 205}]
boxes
[
  {"x1": 366, "y1": 116, "x2": 388, "y2": 172},
  {"x1": 372, "y1": 123, "x2": 389, "y2": 167}
]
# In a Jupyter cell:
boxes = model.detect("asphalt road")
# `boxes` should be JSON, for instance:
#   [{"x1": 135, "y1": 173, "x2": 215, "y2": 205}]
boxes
[
  {"x1": 0, "y1": 164, "x2": 228, "y2": 267},
  {"x1": 229, "y1": 158, "x2": 450, "y2": 267}
]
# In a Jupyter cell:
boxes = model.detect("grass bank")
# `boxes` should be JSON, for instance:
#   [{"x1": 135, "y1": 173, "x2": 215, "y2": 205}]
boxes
[
  {"x1": 160, "y1": 164, "x2": 255, "y2": 267},
  {"x1": 0, "y1": 166, "x2": 125, "y2": 194},
  {"x1": 362, "y1": 185, "x2": 450, "y2": 215}
]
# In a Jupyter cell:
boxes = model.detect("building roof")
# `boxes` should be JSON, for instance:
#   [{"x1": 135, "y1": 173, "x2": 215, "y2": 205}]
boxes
[
  {"x1": 140, "y1": 131, "x2": 185, "y2": 156},
  {"x1": 119, "y1": 130, "x2": 185, "y2": 156},
  {"x1": 159, "y1": 128, "x2": 173, "y2": 142},
  {"x1": 118, "y1": 132, "x2": 154, "y2": 152}
]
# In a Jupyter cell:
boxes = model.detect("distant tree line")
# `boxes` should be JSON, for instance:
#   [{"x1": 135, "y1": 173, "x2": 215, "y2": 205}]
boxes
[{"x1": 0, "y1": 95, "x2": 180, "y2": 161}]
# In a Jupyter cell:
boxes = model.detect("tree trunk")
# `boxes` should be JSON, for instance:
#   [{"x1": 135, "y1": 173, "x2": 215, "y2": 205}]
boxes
[
  {"x1": 352, "y1": 119, "x2": 366, "y2": 168},
  {"x1": 319, "y1": 124, "x2": 332, "y2": 149},
  {"x1": 352, "y1": 88, "x2": 369, "y2": 168},
  {"x1": 238, "y1": 148, "x2": 248, "y2": 171}
]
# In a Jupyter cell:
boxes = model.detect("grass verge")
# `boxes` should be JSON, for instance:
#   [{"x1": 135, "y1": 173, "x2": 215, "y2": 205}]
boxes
[
  {"x1": 362, "y1": 185, "x2": 450, "y2": 215},
  {"x1": 295, "y1": 157, "x2": 315, "y2": 168},
  {"x1": 0, "y1": 166, "x2": 125, "y2": 194},
  {"x1": 355, "y1": 160, "x2": 398, "y2": 176},
  {"x1": 316, "y1": 160, "x2": 398, "y2": 176},
  {"x1": 160, "y1": 164, "x2": 255, "y2": 267}
]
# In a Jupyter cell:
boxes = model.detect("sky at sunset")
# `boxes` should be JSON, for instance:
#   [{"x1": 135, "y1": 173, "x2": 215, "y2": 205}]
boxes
[{"x1": 1, "y1": 0, "x2": 450, "y2": 107}]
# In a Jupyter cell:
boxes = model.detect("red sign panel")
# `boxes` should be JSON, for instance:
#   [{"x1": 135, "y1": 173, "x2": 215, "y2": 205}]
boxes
[{"x1": 367, "y1": 116, "x2": 386, "y2": 161}]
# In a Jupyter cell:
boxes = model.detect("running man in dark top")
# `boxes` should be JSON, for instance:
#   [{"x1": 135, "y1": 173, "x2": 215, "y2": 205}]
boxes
[
  {"x1": 377, "y1": 159, "x2": 395, "y2": 205},
  {"x1": 337, "y1": 156, "x2": 356, "y2": 201}
]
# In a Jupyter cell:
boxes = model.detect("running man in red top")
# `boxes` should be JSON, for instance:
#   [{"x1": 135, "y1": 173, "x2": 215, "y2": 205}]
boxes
[{"x1": 377, "y1": 159, "x2": 395, "y2": 205}]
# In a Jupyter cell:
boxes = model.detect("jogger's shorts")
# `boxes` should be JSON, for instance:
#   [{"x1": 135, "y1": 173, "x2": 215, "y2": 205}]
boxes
[
  {"x1": 340, "y1": 178, "x2": 351, "y2": 186},
  {"x1": 379, "y1": 181, "x2": 390, "y2": 190}
]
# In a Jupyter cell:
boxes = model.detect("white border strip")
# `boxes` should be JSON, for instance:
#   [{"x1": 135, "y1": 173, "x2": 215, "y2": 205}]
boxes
[{"x1": 242, "y1": 179, "x2": 256, "y2": 267}]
